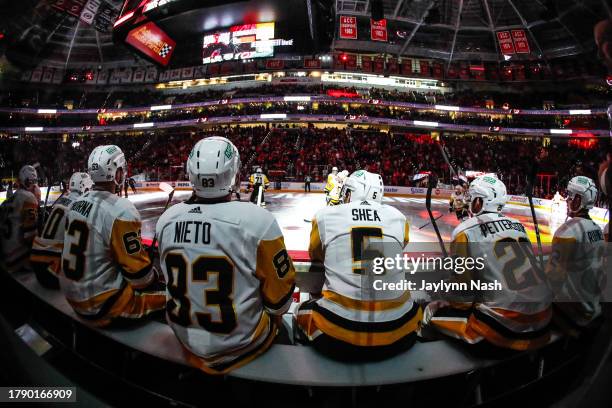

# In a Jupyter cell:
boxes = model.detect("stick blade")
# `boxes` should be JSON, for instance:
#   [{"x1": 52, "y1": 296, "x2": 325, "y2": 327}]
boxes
[{"x1": 159, "y1": 182, "x2": 174, "y2": 194}]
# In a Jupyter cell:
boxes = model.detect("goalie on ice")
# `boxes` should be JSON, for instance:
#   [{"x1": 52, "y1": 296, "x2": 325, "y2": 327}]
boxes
[{"x1": 248, "y1": 167, "x2": 269, "y2": 206}]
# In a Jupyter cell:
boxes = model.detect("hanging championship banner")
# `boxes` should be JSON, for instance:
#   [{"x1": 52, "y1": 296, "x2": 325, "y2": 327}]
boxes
[
  {"x1": 304, "y1": 58, "x2": 321, "y2": 69},
  {"x1": 339, "y1": 16, "x2": 357, "y2": 39},
  {"x1": 497, "y1": 31, "x2": 515, "y2": 55},
  {"x1": 511, "y1": 29, "x2": 530, "y2": 53},
  {"x1": 371, "y1": 19, "x2": 388, "y2": 42},
  {"x1": 265, "y1": 59, "x2": 284, "y2": 69}
]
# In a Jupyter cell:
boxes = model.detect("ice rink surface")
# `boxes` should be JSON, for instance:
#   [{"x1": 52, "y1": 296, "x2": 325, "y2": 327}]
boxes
[{"x1": 135, "y1": 191, "x2": 574, "y2": 260}]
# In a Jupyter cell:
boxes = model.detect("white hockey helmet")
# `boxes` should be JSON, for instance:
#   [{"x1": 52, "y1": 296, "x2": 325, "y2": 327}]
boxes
[
  {"x1": 341, "y1": 170, "x2": 384, "y2": 203},
  {"x1": 256, "y1": 167, "x2": 262, "y2": 174},
  {"x1": 566, "y1": 176, "x2": 597, "y2": 214},
  {"x1": 331, "y1": 166, "x2": 338, "y2": 174},
  {"x1": 69, "y1": 172, "x2": 93, "y2": 194},
  {"x1": 337, "y1": 170, "x2": 349, "y2": 182},
  {"x1": 18, "y1": 165, "x2": 38, "y2": 187},
  {"x1": 187, "y1": 136, "x2": 240, "y2": 199},
  {"x1": 467, "y1": 175, "x2": 507, "y2": 215},
  {"x1": 87, "y1": 145, "x2": 126, "y2": 187}
]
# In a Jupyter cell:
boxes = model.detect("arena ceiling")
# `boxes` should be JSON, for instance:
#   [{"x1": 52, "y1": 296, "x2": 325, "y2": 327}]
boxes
[
  {"x1": 334, "y1": 0, "x2": 612, "y2": 62},
  {"x1": 1, "y1": 0, "x2": 611, "y2": 69}
]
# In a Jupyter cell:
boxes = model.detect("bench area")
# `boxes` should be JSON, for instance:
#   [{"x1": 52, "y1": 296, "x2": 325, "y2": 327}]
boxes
[{"x1": 2, "y1": 269, "x2": 592, "y2": 406}]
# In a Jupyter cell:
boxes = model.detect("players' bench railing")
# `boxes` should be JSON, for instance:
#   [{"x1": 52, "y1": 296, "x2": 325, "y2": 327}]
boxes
[{"x1": 7, "y1": 268, "x2": 573, "y2": 393}]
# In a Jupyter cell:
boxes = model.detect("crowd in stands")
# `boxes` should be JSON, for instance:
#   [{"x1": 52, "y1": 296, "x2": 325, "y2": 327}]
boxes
[
  {"x1": 0, "y1": 125, "x2": 604, "y2": 200},
  {"x1": 2, "y1": 80, "x2": 611, "y2": 111},
  {"x1": 1, "y1": 99, "x2": 609, "y2": 130}
]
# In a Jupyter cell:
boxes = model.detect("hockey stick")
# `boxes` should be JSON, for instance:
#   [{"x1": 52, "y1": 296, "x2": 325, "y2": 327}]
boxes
[
  {"x1": 426, "y1": 174, "x2": 448, "y2": 258},
  {"x1": 256, "y1": 183, "x2": 264, "y2": 207},
  {"x1": 39, "y1": 176, "x2": 56, "y2": 233},
  {"x1": 526, "y1": 162, "x2": 544, "y2": 270},
  {"x1": 424, "y1": 139, "x2": 461, "y2": 258},
  {"x1": 418, "y1": 214, "x2": 444, "y2": 230},
  {"x1": 149, "y1": 182, "x2": 176, "y2": 250}
]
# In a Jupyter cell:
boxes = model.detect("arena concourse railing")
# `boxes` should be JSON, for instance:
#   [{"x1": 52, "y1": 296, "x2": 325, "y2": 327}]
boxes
[
  {"x1": 0, "y1": 95, "x2": 607, "y2": 117},
  {"x1": 0, "y1": 114, "x2": 609, "y2": 136}
]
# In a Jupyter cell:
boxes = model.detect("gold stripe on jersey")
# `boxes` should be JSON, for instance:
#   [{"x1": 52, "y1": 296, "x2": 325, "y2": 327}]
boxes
[
  {"x1": 118, "y1": 290, "x2": 166, "y2": 319},
  {"x1": 324, "y1": 175, "x2": 334, "y2": 192},
  {"x1": 430, "y1": 317, "x2": 482, "y2": 344},
  {"x1": 546, "y1": 236, "x2": 577, "y2": 284},
  {"x1": 30, "y1": 238, "x2": 63, "y2": 273},
  {"x1": 69, "y1": 284, "x2": 165, "y2": 327},
  {"x1": 468, "y1": 311, "x2": 551, "y2": 351},
  {"x1": 403, "y1": 221, "x2": 410, "y2": 247},
  {"x1": 110, "y1": 218, "x2": 152, "y2": 288},
  {"x1": 183, "y1": 312, "x2": 277, "y2": 375},
  {"x1": 322, "y1": 290, "x2": 411, "y2": 312},
  {"x1": 255, "y1": 236, "x2": 296, "y2": 309},
  {"x1": 309, "y1": 219, "x2": 324, "y2": 262},
  {"x1": 67, "y1": 289, "x2": 122, "y2": 316},
  {"x1": 450, "y1": 231, "x2": 469, "y2": 258},
  {"x1": 21, "y1": 201, "x2": 38, "y2": 227},
  {"x1": 300, "y1": 305, "x2": 422, "y2": 347},
  {"x1": 432, "y1": 306, "x2": 552, "y2": 350},
  {"x1": 489, "y1": 307, "x2": 552, "y2": 325}
]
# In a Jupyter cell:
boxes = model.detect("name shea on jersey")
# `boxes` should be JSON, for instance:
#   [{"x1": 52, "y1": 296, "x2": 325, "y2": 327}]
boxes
[
  {"x1": 479, "y1": 219, "x2": 525, "y2": 237},
  {"x1": 352, "y1": 208, "x2": 381, "y2": 222},
  {"x1": 174, "y1": 221, "x2": 211, "y2": 245},
  {"x1": 71, "y1": 200, "x2": 93, "y2": 218}
]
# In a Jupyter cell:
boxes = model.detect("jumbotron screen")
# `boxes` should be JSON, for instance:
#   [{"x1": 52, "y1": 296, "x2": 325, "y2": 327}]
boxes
[{"x1": 202, "y1": 22, "x2": 281, "y2": 64}]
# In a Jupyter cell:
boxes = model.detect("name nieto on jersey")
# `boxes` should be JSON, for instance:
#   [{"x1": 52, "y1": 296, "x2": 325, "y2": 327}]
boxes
[
  {"x1": 174, "y1": 221, "x2": 211, "y2": 244},
  {"x1": 372, "y1": 279, "x2": 503, "y2": 292}
]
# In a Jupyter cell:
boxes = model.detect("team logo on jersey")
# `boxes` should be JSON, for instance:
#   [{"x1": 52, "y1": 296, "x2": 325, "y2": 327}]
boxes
[
  {"x1": 576, "y1": 177, "x2": 588, "y2": 185},
  {"x1": 224, "y1": 144, "x2": 233, "y2": 159},
  {"x1": 483, "y1": 176, "x2": 497, "y2": 184},
  {"x1": 354, "y1": 170, "x2": 365, "y2": 177},
  {"x1": 188, "y1": 207, "x2": 202, "y2": 214},
  {"x1": 106, "y1": 146, "x2": 117, "y2": 154}
]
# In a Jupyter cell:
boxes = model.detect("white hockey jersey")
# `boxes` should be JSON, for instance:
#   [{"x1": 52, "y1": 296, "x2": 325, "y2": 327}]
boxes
[
  {"x1": 156, "y1": 199, "x2": 295, "y2": 374},
  {"x1": 296, "y1": 200, "x2": 421, "y2": 347},
  {"x1": 0, "y1": 188, "x2": 38, "y2": 273},
  {"x1": 60, "y1": 190, "x2": 155, "y2": 322},
  {"x1": 446, "y1": 212, "x2": 552, "y2": 348},
  {"x1": 546, "y1": 216, "x2": 606, "y2": 326},
  {"x1": 31, "y1": 191, "x2": 81, "y2": 276}
]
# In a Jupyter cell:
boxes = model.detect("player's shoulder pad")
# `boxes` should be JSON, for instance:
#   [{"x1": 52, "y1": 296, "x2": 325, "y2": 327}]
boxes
[
  {"x1": 155, "y1": 202, "x2": 186, "y2": 233},
  {"x1": 18, "y1": 189, "x2": 38, "y2": 205},
  {"x1": 451, "y1": 216, "x2": 479, "y2": 241},
  {"x1": 378, "y1": 202, "x2": 406, "y2": 220},
  {"x1": 555, "y1": 217, "x2": 594, "y2": 239},
  {"x1": 109, "y1": 197, "x2": 141, "y2": 221},
  {"x1": 225, "y1": 202, "x2": 278, "y2": 238}
]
